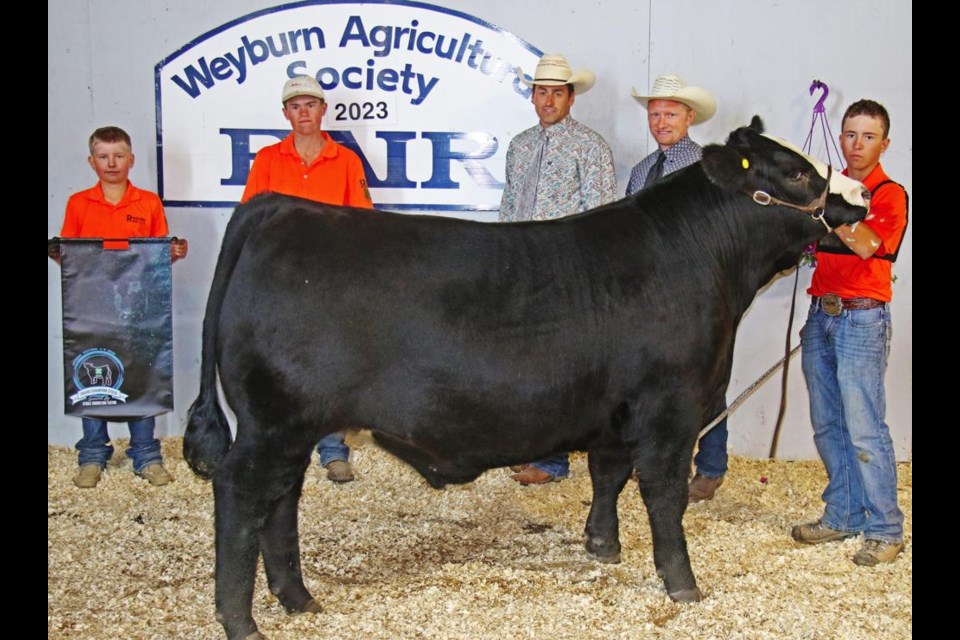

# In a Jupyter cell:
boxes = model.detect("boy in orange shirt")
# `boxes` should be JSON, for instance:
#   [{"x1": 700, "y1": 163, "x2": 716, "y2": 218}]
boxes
[
  {"x1": 241, "y1": 75, "x2": 373, "y2": 483},
  {"x1": 52, "y1": 126, "x2": 187, "y2": 488},
  {"x1": 793, "y1": 100, "x2": 908, "y2": 566}
]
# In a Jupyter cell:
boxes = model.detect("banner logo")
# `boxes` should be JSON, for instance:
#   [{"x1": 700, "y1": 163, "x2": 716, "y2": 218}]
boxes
[
  {"x1": 156, "y1": 0, "x2": 542, "y2": 216},
  {"x1": 70, "y1": 349, "x2": 130, "y2": 406}
]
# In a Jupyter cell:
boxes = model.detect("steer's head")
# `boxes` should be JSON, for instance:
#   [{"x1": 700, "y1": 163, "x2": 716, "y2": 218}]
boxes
[{"x1": 701, "y1": 116, "x2": 869, "y2": 230}]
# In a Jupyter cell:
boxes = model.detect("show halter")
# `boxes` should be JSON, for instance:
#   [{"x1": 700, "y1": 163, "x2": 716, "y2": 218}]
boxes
[{"x1": 747, "y1": 164, "x2": 833, "y2": 232}]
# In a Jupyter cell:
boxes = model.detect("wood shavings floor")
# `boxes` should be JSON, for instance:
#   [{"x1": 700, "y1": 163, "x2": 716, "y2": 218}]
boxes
[{"x1": 48, "y1": 434, "x2": 911, "y2": 639}]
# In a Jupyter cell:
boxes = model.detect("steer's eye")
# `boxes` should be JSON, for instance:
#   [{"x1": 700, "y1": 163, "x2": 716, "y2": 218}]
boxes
[{"x1": 789, "y1": 170, "x2": 803, "y2": 182}]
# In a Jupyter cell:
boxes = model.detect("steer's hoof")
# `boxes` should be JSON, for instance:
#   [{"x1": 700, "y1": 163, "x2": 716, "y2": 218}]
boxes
[
  {"x1": 668, "y1": 587, "x2": 703, "y2": 603},
  {"x1": 592, "y1": 550, "x2": 622, "y2": 564},
  {"x1": 584, "y1": 535, "x2": 622, "y2": 564},
  {"x1": 286, "y1": 598, "x2": 322, "y2": 615},
  {"x1": 300, "y1": 599, "x2": 323, "y2": 614},
  {"x1": 243, "y1": 633, "x2": 267, "y2": 640}
]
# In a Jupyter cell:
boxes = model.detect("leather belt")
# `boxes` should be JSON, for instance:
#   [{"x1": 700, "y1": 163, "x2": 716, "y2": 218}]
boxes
[{"x1": 813, "y1": 293, "x2": 885, "y2": 316}]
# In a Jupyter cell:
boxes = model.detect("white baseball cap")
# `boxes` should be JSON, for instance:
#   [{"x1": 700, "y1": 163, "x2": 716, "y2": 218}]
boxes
[{"x1": 281, "y1": 75, "x2": 325, "y2": 104}]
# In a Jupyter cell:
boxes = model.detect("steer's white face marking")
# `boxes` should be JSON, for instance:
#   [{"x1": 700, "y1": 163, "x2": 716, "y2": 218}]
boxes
[{"x1": 762, "y1": 134, "x2": 868, "y2": 208}]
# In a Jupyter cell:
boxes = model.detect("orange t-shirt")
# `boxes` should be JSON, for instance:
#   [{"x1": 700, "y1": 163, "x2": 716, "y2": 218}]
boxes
[
  {"x1": 240, "y1": 132, "x2": 373, "y2": 209},
  {"x1": 60, "y1": 182, "x2": 169, "y2": 239},
  {"x1": 808, "y1": 164, "x2": 907, "y2": 302}
]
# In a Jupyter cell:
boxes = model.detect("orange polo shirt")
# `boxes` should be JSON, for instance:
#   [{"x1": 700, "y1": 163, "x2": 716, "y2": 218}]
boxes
[
  {"x1": 240, "y1": 132, "x2": 373, "y2": 208},
  {"x1": 60, "y1": 181, "x2": 169, "y2": 239},
  {"x1": 808, "y1": 164, "x2": 907, "y2": 302}
]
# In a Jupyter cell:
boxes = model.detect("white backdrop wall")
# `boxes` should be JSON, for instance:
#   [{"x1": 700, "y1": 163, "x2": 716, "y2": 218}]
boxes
[{"x1": 48, "y1": 0, "x2": 912, "y2": 460}]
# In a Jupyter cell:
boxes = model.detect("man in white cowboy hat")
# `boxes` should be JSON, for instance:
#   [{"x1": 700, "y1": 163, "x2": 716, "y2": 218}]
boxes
[
  {"x1": 626, "y1": 74, "x2": 725, "y2": 503},
  {"x1": 625, "y1": 74, "x2": 716, "y2": 195},
  {"x1": 499, "y1": 53, "x2": 617, "y2": 485}
]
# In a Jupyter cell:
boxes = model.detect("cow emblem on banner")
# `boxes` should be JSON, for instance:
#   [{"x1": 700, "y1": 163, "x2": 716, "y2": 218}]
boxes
[{"x1": 69, "y1": 348, "x2": 129, "y2": 406}]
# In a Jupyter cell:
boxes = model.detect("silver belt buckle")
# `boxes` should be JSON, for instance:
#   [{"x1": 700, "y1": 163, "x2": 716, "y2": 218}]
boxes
[{"x1": 820, "y1": 293, "x2": 843, "y2": 316}]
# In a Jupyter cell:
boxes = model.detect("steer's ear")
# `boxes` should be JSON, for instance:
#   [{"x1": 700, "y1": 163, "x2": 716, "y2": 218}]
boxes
[{"x1": 701, "y1": 144, "x2": 750, "y2": 191}]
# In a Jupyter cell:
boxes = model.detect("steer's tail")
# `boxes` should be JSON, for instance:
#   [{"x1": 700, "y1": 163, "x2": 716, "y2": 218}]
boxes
[{"x1": 183, "y1": 195, "x2": 280, "y2": 479}]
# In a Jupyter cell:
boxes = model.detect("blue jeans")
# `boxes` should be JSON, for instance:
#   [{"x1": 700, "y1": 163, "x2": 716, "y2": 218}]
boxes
[
  {"x1": 528, "y1": 453, "x2": 569, "y2": 479},
  {"x1": 76, "y1": 416, "x2": 163, "y2": 473},
  {"x1": 693, "y1": 414, "x2": 728, "y2": 478},
  {"x1": 801, "y1": 302, "x2": 903, "y2": 543},
  {"x1": 317, "y1": 431, "x2": 351, "y2": 467}
]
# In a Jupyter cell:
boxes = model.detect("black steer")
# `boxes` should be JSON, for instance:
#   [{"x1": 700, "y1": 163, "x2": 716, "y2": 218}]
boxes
[{"x1": 185, "y1": 117, "x2": 869, "y2": 640}]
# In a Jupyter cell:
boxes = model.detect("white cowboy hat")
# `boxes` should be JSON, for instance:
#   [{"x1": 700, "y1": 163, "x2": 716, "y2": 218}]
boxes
[
  {"x1": 631, "y1": 74, "x2": 716, "y2": 124},
  {"x1": 517, "y1": 54, "x2": 596, "y2": 94}
]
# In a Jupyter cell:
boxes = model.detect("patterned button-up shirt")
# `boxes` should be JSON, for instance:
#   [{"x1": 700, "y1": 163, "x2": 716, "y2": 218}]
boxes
[
  {"x1": 499, "y1": 115, "x2": 617, "y2": 221},
  {"x1": 625, "y1": 134, "x2": 703, "y2": 195}
]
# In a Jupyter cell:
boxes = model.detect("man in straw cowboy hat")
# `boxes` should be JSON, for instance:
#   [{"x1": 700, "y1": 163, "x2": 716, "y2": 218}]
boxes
[
  {"x1": 626, "y1": 74, "x2": 725, "y2": 503},
  {"x1": 626, "y1": 74, "x2": 717, "y2": 194},
  {"x1": 499, "y1": 54, "x2": 617, "y2": 485}
]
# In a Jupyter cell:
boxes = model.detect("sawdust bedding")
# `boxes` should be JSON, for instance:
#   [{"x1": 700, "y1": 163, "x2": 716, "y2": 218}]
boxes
[{"x1": 48, "y1": 433, "x2": 911, "y2": 639}]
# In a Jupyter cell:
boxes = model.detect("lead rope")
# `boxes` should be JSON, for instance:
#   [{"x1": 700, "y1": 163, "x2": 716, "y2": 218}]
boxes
[{"x1": 768, "y1": 265, "x2": 802, "y2": 458}]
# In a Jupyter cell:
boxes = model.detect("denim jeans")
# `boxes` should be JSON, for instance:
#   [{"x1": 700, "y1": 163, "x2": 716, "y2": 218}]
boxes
[
  {"x1": 801, "y1": 302, "x2": 903, "y2": 543},
  {"x1": 693, "y1": 413, "x2": 728, "y2": 478},
  {"x1": 76, "y1": 416, "x2": 163, "y2": 473},
  {"x1": 316, "y1": 431, "x2": 351, "y2": 466},
  {"x1": 528, "y1": 453, "x2": 569, "y2": 479}
]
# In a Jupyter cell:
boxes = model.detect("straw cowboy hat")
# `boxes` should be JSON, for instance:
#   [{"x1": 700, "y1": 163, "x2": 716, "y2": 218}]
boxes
[
  {"x1": 631, "y1": 74, "x2": 716, "y2": 124},
  {"x1": 517, "y1": 54, "x2": 596, "y2": 94}
]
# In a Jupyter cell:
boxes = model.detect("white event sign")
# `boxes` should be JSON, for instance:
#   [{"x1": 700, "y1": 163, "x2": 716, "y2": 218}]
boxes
[{"x1": 155, "y1": 0, "x2": 542, "y2": 215}]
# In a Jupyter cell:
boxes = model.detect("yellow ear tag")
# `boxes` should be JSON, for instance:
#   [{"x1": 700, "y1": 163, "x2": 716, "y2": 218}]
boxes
[{"x1": 741, "y1": 158, "x2": 750, "y2": 169}]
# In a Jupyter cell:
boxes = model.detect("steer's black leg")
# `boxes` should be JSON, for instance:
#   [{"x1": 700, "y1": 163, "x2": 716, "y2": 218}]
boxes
[
  {"x1": 212, "y1": 432, "x2": 320, "y2": 640},
  {"x1": 259, "y1": 458, "x2": 322, "y2": 615},
  {"x1": 632, "y1": 431, "x2": 702, "y2": 602},
  {"x1": 212, "y1": 453, "x2": 268, "y2": 640},
  {"x1": 583, "y1": 444, "x2": 633, "y2": 562}
]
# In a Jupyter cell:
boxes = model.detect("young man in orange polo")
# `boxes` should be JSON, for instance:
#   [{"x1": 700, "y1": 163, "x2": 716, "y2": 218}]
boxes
[
  {"x1": 793, "y1": 99, "x2": 909, "y2": 566},
  {"x1": 241, "y1": 75, "x2": 373, "y2": 483},
  {"x1": 241, "y1": 75, "x2": 373, "y2": 207},
  {"x1": 55, "y1": 125, "x2": 188, "y2": 488}
]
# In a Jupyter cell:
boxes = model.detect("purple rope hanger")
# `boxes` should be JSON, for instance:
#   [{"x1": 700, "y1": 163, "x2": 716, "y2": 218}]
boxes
[
  {"x1": 802, "y1": 80, "x2": 845, "y2": 170},
  {"x1": 769, "y1": 80, "x2": 847, "y2": 457}
]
